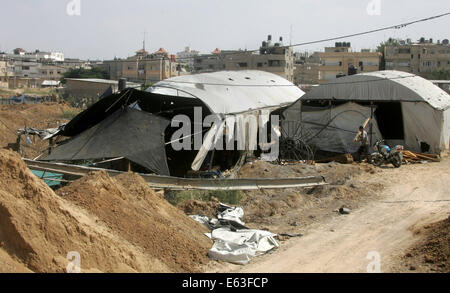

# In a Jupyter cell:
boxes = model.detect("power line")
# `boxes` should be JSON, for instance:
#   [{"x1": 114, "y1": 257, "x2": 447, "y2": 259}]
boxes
[
  {"x1": 145, "y1": 12, "x2": 450, "y2": 62},
  {"x1": 288, "y1": 12, "x2": 450, "y2": 49}
]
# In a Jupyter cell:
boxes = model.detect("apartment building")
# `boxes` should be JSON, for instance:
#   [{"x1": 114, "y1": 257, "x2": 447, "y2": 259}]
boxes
[
  {"x1": 101, "y1": 48, "x2": 185, "y2": 84},
  {"x1": 1, "y1": 48, "x2": 86, "y2": 86},
  {"x1": 318, "y1": 42, "x2": 381, "y2": 83},
  {"x1": 0, "y1": 58, "x2": 14, "y2": 82},
  {"x1": 293, "y1": 52, "x2": 321, "y2": 86},
  {"x1": 176, "y1": 46, "x2": 200, "y2": 69},
  {"x1": 193, "y1": 35, "x2": 295, "y2": 82},
  {"x1": 384, "y1": 38, "x2": 450, "y2": 77}
]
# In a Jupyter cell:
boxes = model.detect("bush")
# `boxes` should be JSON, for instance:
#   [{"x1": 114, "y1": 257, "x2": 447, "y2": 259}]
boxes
[
  {"x1": 165, "y1": 189, "x2": 244, "y2": 206},
  {"x1": 59, "y1": 109, "x2": 80, "y2": 120}
]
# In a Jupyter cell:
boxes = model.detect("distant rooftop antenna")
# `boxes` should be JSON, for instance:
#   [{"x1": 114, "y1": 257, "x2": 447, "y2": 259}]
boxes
[
  {"x1": 290, "y1": 25, "x2": 293, "y2": 46},
  {"x1": 142, "y1": 29, "x2": 147, "y2": 51}
]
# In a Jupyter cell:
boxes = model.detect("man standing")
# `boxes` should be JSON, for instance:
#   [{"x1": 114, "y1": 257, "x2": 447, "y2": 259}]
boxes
[{"x1": 354, "y1": 125, "x2": 369, "y2": 162}]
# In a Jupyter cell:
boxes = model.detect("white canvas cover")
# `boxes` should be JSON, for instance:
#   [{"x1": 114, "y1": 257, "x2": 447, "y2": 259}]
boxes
[
  {"x1": 443, "y1": 109, "x2": 450, "y2": 150},
  {"x1": 302, "y1": 70, "x2": 450, "y2": 110},
  {"x1": 401, "y1": 102, "x2": 444, "y2": 153},
  {"x1": 148, "y1": 70, "x2": 304, "y2": 114}
]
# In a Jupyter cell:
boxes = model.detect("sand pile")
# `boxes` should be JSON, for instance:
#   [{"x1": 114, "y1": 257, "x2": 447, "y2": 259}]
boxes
[
  {"x1": 0, "y1": 149, "x2": 211, "y2": 272},
  {"x1": 400, "y1": 216, "x2": 450, "y2": 272},
  {"x1": 57, "y1": 171, "x2": 212, "y2": 272}
]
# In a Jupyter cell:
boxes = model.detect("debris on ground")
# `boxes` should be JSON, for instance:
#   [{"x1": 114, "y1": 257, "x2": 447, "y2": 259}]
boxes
[
  {"x1": 315, "y1": 153, "x2": 354, "y2": 164},
  {"x1": 0, "y1": 149, "x2": 211, "y2": 272},
  {"x1": 0, "y1": 103, "x2": 76, "y2": 158},
  {"x1": 402, "y1": 150, "x2": 441, "y2": 164},
  {"x1": 339, "y1": 207, "x2": 351, "y2": 214},
  {"x1": 190, "y1": 203, "x2": 279, "y2": 265},
  {"x1": 235, "y1": 159, "x2": 383, "y2": 234}
]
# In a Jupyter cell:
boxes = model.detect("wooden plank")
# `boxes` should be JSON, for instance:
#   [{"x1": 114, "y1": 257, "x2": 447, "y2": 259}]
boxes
[
  {"x1": 353, "y1": 118, "x2": 371, "y2": 141},
  {"x1": 414, "y1": 153, "x2": 440, "y2": 162}
]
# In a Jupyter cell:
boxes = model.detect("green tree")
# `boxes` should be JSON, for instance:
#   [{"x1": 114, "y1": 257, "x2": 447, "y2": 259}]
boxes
[
  {"x1": 429, "y1": 69, "x2": 450, "y2": 80},
  {"x1": 376, "y1": 38, "x2": 400, "y2": 70},
  {"x1": 60, "y1": 67, "x2": 108, "y2": 84}
]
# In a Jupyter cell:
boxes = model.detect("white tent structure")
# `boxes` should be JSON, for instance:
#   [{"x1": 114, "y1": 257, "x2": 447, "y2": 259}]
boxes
[
  {"x1": 149, "y1": 70, "x2": 305, "y2": 169},
  {"x1": 149, "y1": 70, "x2": 304, "y2": 114},
  {"x1": 282, "y1": 70, "x2": 450, "y2": 154}
]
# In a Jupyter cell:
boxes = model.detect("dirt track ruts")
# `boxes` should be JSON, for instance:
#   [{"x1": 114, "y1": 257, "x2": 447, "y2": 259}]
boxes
[{"x1": 215, "y1": 157, "x2": 450, "y2": 273}]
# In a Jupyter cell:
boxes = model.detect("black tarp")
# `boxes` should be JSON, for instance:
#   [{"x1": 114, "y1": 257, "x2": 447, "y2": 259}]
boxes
[
  {"x1": 61, "y1": 88, "x2": 141, "y2": 137},
  {"x1": 61, "y1": 88, "x2": 209, "y2": 137},
  {"x1": 44, "y1": 107, "x2": 170, "y2": 175}
]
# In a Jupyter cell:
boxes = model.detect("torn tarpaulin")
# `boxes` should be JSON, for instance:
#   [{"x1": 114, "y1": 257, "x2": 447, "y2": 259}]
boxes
[
  {"x1": 44, "y1": 107, "x2": 171, "y2": 175},
  {"x1": 190, "y1": 203, "x2": 279, "y2": 265}
]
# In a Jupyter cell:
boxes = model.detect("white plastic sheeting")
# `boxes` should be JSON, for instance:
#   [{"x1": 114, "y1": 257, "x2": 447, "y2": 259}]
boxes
[
  {"x1": 148, "y1": 70, "x2": 304, "y2": 115},
  {"x1": 208, "y1": 228, "x2": 279, "y2": 265},
  {"x1": 217, "y1": 206, "x2": 245, "y2": 226},
  {"x1": 190, "y1": 203, "x2": 279, "y2": 265}
]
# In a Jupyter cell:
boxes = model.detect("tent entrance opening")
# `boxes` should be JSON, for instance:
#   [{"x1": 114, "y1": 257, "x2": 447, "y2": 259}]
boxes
[{"x1": 374, "y1": 102, "x2": 404, "y2": 140}]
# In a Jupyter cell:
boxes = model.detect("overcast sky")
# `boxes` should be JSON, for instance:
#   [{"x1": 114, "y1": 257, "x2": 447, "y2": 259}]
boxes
[{"x1": 1, "y1": 0, "x2": 449, "y2": 60}]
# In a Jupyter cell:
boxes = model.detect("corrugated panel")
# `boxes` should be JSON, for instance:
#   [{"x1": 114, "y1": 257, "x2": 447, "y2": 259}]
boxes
[{"x1": 147, "y1": 70, "x2": 305, "y2": 114}]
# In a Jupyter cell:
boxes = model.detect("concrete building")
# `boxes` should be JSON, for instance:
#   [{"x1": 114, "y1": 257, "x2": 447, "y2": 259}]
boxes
[
  {"x1": 176, "y1": 47, "x2": 199, "y2": 69},
  {"x1": 293, "y1": 52, "x2": 321, "y2": 87},
  {"x1": 63, "y1": 78, "x2": 140, "y2": 100},
  {"x1": 193, "y1": 48, "x2": 235, "y2": 73},
  {"x1": 24, "y1": 50, "x2": 65, "y2": 62},
  {"x1": 100, "y1": 48, "x2": 185, "y2": 84},
  {"x1": 193, "y1": 35, "x2": 295, "y2": 82},
  {"x1": 385, "y1": 38, "x2": 450, "y2": 77},
  {"x1": 318, "y1": 42, "x2": 381, "y2": 83},
  {"x1": 0, "y1": 49, "x2": 83, "y2": 88},
  {"x1": 0, "y1": 58, "x2": 14, "y2": 82}
]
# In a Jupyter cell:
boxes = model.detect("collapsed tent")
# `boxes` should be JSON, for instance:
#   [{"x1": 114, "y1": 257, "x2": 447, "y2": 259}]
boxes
[
  {"x1": 46, "y1": 107, "x2": 170, "y2": 175},
  {"x1": 282, "y1": 70, "x2": 450, "y2": 153},
  {"x1": 149, "y1": 70, "x2": 305, "y2": 170},
  {"x1": 44, "y1": 70, "x2": 304, "y2": 175}
]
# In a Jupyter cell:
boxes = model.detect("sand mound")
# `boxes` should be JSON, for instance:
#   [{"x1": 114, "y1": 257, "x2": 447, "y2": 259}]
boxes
[
  {"x1": 0, "y1": 149, "x2": 211, "y2": 272},
  {"x1": 400, "y1": 216, "x2": 450, "y2": 272},
  {"x1": 57, "y1": 171, "x2": 212, "y2": 272}
]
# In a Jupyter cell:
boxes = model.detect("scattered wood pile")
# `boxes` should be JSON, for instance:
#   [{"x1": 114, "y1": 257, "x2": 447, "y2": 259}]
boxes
[{"x1": 401, "y1": 150, "x2": 441, "y2": 163}]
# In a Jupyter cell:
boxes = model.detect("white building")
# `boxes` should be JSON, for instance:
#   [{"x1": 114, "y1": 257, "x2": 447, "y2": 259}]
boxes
[{"x1": 176, "y1": 47, "x2": 199, "y2": 68}]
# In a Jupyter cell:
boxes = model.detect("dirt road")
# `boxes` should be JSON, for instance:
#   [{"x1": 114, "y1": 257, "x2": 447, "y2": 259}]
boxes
[{"x1": 220, "y1": 157, "x2": 450, "y2": 273}]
